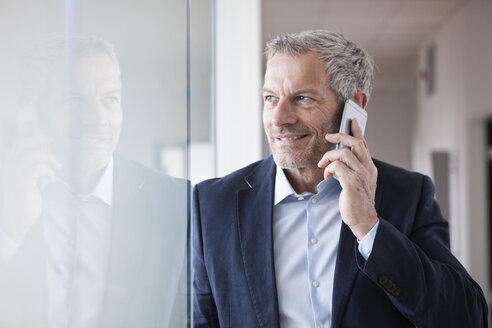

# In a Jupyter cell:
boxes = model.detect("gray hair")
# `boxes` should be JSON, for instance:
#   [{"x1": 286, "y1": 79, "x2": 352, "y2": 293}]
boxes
[
  {"x1": 21, "y1": 34, "x2": 120, "y2": 106},
  {"x1": 265, "y1": 30, "x2": 374, "y2": 104}
]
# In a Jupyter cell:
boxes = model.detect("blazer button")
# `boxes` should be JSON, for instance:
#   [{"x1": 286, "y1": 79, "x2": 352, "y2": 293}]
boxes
[
  {"x1": 379, "y1": 276, "x2": 400, "y2": 296},
  {"x1": 379, "y1": 276, "x2": 392, "y2": 289}
]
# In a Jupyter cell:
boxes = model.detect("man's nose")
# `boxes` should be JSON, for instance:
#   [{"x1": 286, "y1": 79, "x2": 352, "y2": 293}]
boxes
[{"x1": 270, "y1": 98, "x2": 297, "y2": 126}]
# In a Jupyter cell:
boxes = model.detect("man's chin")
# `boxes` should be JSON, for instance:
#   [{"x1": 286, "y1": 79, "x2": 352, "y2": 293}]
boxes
[
  {"x1": 272, "y1": 154, "x2": 310, "y2": 170},
  {"x1": 59, "y1": 152, "x2": 112, "y2": 175}
]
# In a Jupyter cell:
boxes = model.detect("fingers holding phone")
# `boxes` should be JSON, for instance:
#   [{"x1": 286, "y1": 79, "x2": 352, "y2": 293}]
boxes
[
  {"x1": 335, "y1": 100, "x2": 367, "y2": 149},
  {"x1": 0, "y1": 134, "x2": 62, "y2": 243},
  {"x1": 317, "y1": 99, "x2": 378, "y2": 240}
]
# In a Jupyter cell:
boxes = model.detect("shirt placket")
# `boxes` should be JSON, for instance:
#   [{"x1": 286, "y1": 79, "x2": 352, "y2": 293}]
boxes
[
  {"x1": 306, "y1": 193, "x2": 320, "y2": 327},
  {"x1": 306, "y1": 187, "x2": 332, "y2": 328},
  {"x1": 45, "y1": 196, "x2": 80, "y2": 328}
]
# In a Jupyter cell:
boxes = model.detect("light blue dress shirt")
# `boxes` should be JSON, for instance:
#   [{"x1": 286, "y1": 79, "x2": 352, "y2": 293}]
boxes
[
  {"x1": 43, "y1": 157, "x2": 114, "y2": 328},
  {"x1": 273, "y1": 166, "x2": 379, "y2": 328},
  {"x1": 0, "y1": 157, "x2": 114, "y2": 328}
]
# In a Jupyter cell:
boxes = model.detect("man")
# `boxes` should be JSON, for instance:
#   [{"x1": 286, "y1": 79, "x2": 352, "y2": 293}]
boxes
[
  {"x1": 0, "y1": 35, "x2": 188, "y2": 327},
  {"x1": 193, "y1": 30, "x2": 488, "y2": 327}
]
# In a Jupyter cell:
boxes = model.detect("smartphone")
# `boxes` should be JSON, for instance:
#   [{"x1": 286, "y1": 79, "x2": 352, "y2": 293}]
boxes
[{"x1": 336, "y1": 99, "x2": 367, "y2": 150}]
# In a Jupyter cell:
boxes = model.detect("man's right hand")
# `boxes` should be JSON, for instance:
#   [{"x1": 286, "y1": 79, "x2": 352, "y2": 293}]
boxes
[{"x1": 0, "y1": 136, "x2": 61, "y2": 242}]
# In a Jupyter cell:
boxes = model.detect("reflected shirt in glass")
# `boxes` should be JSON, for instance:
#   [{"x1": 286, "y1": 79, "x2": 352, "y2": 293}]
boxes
[{"x1": 43, "y1": 157, "x2": 113, "y2": 328}]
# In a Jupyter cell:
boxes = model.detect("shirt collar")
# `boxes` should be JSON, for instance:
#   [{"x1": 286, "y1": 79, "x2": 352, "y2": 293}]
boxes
[
  {"x1": 46, "y1": 156, "x2": 114, "y2": 207},
  {"x1": 90, "y1": 156, "x2": 114, "y2": 206},
  {"x1": 274, "y1": 165, "x2": 340, "y2": 206},
  {"x1": 274, "y1": 165, "x2": 297, "y2": 205}
]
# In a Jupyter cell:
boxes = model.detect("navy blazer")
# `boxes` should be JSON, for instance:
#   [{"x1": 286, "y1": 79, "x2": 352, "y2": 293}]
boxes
[{"x1": 193, "y1": 156, "x2": 488, "y2": 327}]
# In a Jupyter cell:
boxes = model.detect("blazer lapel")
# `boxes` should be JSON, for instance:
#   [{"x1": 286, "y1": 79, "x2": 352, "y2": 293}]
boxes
[
  {"x1": 102, "y1": 155, "x2": 188, "y2": 326},
  {"x1": 331, "y1": 159, "x2": 385, "y2": 327},
  {"x1": 331, "y1": 223, "x2": 359, "y2": 327},
  {"x1": 236, "y1": 157, "x2": 280, "y2": 328},
  {"x1": 101, "y1": 155, "x2": 148, "y2": 325}
]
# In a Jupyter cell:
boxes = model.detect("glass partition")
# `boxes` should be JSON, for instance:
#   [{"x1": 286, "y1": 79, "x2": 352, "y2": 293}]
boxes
[
  {"x1": 0, "y1": 0, "x2": 213, "y2": 326},
  {"x1": 190, "y1": 0, "x2": 215, "y2": 184}
]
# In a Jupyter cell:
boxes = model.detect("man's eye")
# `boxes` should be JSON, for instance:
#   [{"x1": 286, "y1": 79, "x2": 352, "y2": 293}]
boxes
[
  {"x1": 297, "y1": 95, "x2": 309, "y2": 101},
  {"x1": 264, "y1": 95, "x2": 276, "y2": 102},
  {"x1": 103, "y1": 96, "x2": 119, "y2": 105}
]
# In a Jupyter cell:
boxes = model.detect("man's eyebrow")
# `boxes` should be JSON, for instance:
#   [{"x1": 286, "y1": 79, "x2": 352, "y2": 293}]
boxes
[
  {"x1": 293, "y1": 88, "x2": 320, "y2": 96},
  {"x1": 102, "y1": 89, "x2": 122, "y2": 96},
  {"x1": 262, "y1": 88, "x2": 321, "y2": 95},
  {"x1": 67, "y1": 89, "x2": 121, "y2": 97},
  {"x1": 262, "y1": 88, "x2": 275, "y2": 94}
]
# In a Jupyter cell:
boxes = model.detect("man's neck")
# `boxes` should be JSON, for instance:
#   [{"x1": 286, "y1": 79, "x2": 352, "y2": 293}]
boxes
[
  {"x1": 283, "y1": 166, "x2": 324, "y2": 194},
  {"x1": 59, "y1": 166, "x2": 106, "y2": 195}
]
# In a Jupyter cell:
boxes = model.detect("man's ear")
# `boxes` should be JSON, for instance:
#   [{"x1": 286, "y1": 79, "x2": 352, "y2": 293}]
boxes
[{"x1": 352, "y1": 91, "x2": 368, "y2": 109}]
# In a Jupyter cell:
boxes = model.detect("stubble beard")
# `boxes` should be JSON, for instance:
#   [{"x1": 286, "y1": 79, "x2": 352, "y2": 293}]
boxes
[
  {"x1": 270, "y1": 131, "x2": 333, "y2": 169},
  {"x1": 268, "y1": 102, "x2": 344, "y2": 169}
]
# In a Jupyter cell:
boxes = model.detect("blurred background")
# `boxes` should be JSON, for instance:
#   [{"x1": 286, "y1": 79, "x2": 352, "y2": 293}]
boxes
[{"x1": 0, "y1": 0, "x2": 491, "y2": 325}]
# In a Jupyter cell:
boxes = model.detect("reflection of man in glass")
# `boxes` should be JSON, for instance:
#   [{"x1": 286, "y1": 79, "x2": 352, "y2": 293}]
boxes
[{"x1": 0, "y1": 36, "x2": 187, "y2": 327}]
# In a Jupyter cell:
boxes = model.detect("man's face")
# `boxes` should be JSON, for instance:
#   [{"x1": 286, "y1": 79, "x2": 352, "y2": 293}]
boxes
[
  {"x1": 39, "y1": 52, "x2": 122, "y2": 175},
  {"x1": 263, "y1": 52, "x2": 340, "y2": 169}
]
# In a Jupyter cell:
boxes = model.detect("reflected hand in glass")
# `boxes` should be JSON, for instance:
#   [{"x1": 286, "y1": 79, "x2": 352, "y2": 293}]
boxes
[{"x1": 0, "y1": 134, "x2": 61, "y2": 242}]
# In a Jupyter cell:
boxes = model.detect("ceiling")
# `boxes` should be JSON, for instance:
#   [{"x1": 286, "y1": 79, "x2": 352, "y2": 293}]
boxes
[{"x1": 262, "y1": 0, "x2": 468, "y2": 72}]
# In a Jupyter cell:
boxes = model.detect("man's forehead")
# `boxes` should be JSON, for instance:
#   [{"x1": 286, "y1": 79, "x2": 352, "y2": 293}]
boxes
[
  {"x1": 74, "y1": 53, "x2": 119, "y2": 76},
  {"x1": 68, "y1": 83, "x2": 121, "y2": 96},
  {"x1": 263, "y1": 52, "x2": 330, "y2": 91},
  {"x1": 267, "y1": 52, "x2": 327, "y2": 75},
  {"x1": 267, "y1": 51, "x2": 324, "y2": 67},
  {"x1": 48, "y1": 77, "x2": 121, "y2": 103},
  {"x1": 59, "y1": 54, "x2": 121, "y2": 95}
]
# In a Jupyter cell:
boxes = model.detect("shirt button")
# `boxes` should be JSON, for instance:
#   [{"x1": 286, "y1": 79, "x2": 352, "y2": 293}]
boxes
[
  {"x1": 297, "y1": 196, "x2": 304, "y2": 201},
  {"x1": 311, "y1": 197, "x2": 317, "y2": 204},
  {"x1": 310, "y1": 237, "x2": 318, "y2": 245},
  {"x1": 312, "y1": 280, "x2": 320, "y2": 288}
]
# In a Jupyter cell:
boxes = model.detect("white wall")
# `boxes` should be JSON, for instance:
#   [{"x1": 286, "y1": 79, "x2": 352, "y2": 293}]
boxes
[
  {"x1": 415, "y1": 0, "x2": 492, "y2": 292},
  {"x1": 365, "y1": 58, "x2": 417, "y2": 171},
  {"x1": 215, "y1": 0, "x2": 263, "y2": 177}
]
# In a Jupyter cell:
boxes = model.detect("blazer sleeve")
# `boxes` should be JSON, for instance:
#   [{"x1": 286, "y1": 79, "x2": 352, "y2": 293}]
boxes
[
  {"x1": 192, "y1": 184, "x2": 220, "y2": 327},
  {"x1": 356, "y1": 175, "x2": 488, "y2": 327}
]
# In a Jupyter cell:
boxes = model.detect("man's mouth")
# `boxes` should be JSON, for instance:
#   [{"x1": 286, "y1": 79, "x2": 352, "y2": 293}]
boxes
[
  {"x1": 70, "y1": 135, "x2": 111, "y2": 143},
  {"x1": 277, "y1": 135, "x2": 308, "y2": 141}
]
